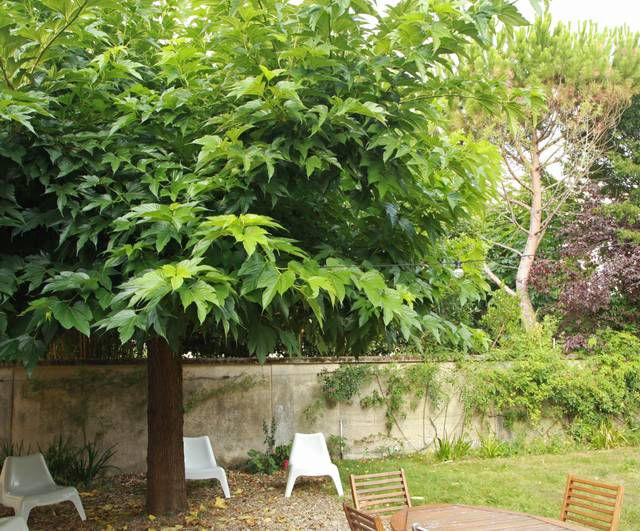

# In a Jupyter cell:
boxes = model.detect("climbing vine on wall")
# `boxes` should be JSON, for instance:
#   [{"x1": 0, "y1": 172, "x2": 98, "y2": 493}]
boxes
[{"x1": 305, "y1": 363, "x2": 442, "y2": 434}]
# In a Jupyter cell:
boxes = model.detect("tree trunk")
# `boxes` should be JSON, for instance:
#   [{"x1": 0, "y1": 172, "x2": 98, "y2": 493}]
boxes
[
  {"x1": 516, "y1": 133, "x2": 543, "y2": 332},
  {"x1": 146, "y1": 337, "x2": 186, "y2": 514}
]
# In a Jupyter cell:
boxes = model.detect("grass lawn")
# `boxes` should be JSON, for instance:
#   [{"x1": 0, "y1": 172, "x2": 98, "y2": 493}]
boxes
[{"x1": 338, "y1": 448, "x2": 640, "y2": 530}]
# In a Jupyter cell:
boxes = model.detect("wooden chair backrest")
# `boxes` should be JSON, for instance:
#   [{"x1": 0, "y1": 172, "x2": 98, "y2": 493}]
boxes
[
  {"x1": 560, "y1": 475, "x2": 624, "y2": 531},
  {"x1": 350, "y1": 469, "x2": 411, "y2": 518},
  {"x1": 343, "y1": 503, "x2": 385, "y2": 531}
]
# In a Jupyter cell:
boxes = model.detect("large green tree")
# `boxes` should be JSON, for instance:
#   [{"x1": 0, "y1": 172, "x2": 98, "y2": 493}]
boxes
[{"x1": 1, "y1": 0, "x2": 523, "y2": 514}]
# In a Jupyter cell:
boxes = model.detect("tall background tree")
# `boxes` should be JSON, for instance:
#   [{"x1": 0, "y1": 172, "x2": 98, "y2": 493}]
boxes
[
  {"x1": 1, "y1": 0, "x2": 526, "y2": 514},
  {"x1": 460, "y1": 16, "x2": 640, "y2": 329}
]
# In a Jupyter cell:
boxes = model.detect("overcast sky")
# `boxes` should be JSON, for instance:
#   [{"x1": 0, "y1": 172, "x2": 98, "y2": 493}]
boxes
[{"x1": 516, "y1": 0, "x2": 638, "y2": 31}]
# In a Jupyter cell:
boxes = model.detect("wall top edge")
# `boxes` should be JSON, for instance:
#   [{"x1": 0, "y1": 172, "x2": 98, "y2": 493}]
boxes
[{"x1": 0, "y1": 355, "x2": 453, "y2": 368}]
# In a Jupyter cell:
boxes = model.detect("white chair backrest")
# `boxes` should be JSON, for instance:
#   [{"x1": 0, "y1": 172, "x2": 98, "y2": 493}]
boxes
[
  {"x1": 289, "y1": 433, "x2": 331, "y2": 466},
  {"x1": 2, "y1": 454, "x2": 55, "y2": 492},
  {"x1": 184, "y1": 436, "x2": 217, "y2": 469}
]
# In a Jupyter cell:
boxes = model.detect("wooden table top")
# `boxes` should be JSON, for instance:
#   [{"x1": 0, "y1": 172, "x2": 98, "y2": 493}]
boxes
[{"x1": 390, "y1": 504, "x2": 589, "y2": 531}]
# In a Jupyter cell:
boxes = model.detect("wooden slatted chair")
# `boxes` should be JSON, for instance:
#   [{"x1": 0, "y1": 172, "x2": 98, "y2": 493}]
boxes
[
  {"x1": 350, "y1": 469, "x2": 411, "y2": 518},
  {"x1": 343, "y1": 503, "x2": 385, "y2": 531},
  {"x1": 560, "y1": 475, "x2": 624, "y2": 531}
]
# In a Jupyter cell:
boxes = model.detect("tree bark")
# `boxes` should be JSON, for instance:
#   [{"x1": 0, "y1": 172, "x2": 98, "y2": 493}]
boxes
[
  {"x1": 515, "y1": 132, "x2": 542, "y2": 332},
  {"x1": 146, "y1": 337, "x2": 186, "y2": 514}
]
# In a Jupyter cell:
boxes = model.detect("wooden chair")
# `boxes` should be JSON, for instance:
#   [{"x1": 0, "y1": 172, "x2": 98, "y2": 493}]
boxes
[
  {"x1": 343, "y1": 503, "x2": 385, "y2": 531},
  {"x1": 560, "y1": 475, "x2": 624, "y2": 531},
  {"x1": 350, "y1": 469, "x2": 411, "y2": 518}
]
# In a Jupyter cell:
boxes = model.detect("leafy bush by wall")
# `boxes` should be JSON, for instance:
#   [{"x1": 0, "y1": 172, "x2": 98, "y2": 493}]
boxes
[{"x1": 463, "y1": 326, "x2": 640, "y2": 445}]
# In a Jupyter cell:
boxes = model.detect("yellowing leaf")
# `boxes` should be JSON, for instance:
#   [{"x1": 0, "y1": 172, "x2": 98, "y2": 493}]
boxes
[{"x1": 214, "y1": 496, "x2": 227, "y2": 509}]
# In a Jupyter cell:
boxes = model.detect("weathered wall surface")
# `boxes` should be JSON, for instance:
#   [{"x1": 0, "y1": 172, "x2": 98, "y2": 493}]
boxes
[{"x1": 0, "y1": 359, "x2": 496, "y2": 472}]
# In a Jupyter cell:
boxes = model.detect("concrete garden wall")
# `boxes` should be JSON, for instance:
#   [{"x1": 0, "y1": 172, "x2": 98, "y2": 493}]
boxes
[{"x1": 0, "y1": 359, "x2": 505, "y2": 472}]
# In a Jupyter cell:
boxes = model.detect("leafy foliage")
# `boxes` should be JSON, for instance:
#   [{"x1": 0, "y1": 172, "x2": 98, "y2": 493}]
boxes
[
  {"x1": 0, "y1": 0, "x2": 520, "y2": 366},
  {"x1": 245, "y1": 419, "x2": 290, "y2": 475},
  {"x1": 309, "y1": 362, "x2": 441, "y2": 433},
  {"x1": 463, "y1": 328, "x2": 640, "y2": 445},
  {"x1": 476, "y1": 434, "x2": 509, "y2": 458},
  {"x1": 530, "y1": 96, "x2": 640, "y2": 344},
  {"x1": 319, "y1": 364, "x2": 374, "y2": 405},
  {"x1": 432, "y1": 435, "x2": 472, "y2": 461}
]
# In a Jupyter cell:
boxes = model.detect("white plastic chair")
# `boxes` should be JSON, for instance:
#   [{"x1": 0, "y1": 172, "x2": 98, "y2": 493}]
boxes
[
  {"x1": 0, "y1": 453, "x2": 86, "y2": 522},
  {"x1": 183, "y1": 436, "x2": 230, "y2": 498},
  {"x1": 0, "y1": 516, "x2": 29, "y2": 531},
  {"x1": 284, "y1": 433, "x2": 344, "y2": 497}
]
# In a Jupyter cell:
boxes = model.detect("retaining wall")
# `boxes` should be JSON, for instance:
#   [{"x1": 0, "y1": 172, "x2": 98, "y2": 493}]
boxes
[{"x1": 0, "y1": 359, "x2": 504, "y2": 471}]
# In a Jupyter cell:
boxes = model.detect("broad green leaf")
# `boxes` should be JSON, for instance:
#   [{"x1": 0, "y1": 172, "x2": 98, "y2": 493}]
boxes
[{"x1": 52, "y1": 301, "x2": 92, "y2": 337}]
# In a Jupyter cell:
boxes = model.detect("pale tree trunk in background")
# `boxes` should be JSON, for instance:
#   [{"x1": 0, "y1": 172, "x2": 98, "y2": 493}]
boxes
[
  {"x1": 484, "y1": 95, "x2": 627, "y2": 331},
  {"x1": 515, "y1": 132, "x2": 542, "y2": 331},
  {"x1": 146, "y1": 337, "x2": 186, "y2": 514}
]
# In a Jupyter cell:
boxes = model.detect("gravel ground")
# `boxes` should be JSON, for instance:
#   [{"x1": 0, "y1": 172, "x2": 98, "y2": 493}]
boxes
[{"x1": 0, "y1": 470, "x2": 351, "y2": 530}]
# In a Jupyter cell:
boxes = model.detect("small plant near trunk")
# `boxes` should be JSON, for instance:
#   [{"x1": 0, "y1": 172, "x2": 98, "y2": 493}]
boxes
[{"x1": 246, "y1": 419, "x2": 291, "y2": 475}]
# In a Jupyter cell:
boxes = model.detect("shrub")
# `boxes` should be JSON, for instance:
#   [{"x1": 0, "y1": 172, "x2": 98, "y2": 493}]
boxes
[
  {"x1": 246, "y1": 419, "x2": 290, "y2": 475},
  {"x1": 432, "y1": 436, "x2": 472, "y2": 462},
  {"x1": 327, "y1": 435, "x2": 348, "y2": 461},
  {"x1": 477, "y1": 435, "x2": 509, "y2": 458},
  {"x1": 464, "y1": 321, "x2": 640, "y2": 445},
  {"x1": 480, "y1": 290, "x2": 522, "y2": 349},
  {"x1": 0, "y1": 439, "x2": 31, "y2": 467},
  {"x1": 41, "y1": 436, "x2": 117, "y2": 487},
  {"x1": 579, "y1": 421, "x2": 629, "y2": 450}
]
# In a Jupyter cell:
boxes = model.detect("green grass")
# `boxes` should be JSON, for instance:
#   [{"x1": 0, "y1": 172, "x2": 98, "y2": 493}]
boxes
[{"x1": 337, "y1": 448, "x2": 640, "y2": 530}]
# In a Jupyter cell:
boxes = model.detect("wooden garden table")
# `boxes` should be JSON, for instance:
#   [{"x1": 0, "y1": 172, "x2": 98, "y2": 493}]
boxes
[{"x1": 390, "y1": 504, "x2": 590, "y2": 531}]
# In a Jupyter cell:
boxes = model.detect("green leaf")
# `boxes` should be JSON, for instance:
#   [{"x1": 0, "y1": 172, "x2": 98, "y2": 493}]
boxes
[
  {"x1": 259, "y1": 65, "x2": 285, "y2": 81},
  {"x1": 179, "y1": 280, "x2": 220, "y2": 323},
  {"x1": 305, "y1": 155, "x2": 323, "y2": 177},
  {"x1": 96, "y1": 309, "x2": 139, "y2": 343},
  {"x1": 52, "y1": 301, "x2": 92, "y2": 337},
  {"x1": 247, "y1": 324, "x2": 277, "y2": 363},
  {"x1": 238, "y1": 225, "x2": 269, "y2": 256}
]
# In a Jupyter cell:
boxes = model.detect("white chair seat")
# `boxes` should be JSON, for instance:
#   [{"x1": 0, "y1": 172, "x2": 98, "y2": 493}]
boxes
[
  {"x1": 4, "y1": 484, "x2": 79, "y2": 504},
  {"x1": 185, "y1": 466, "x2": 226, "y2": 481},
  {"x1": 288, "y1": 462, "x2": 340, "y2": 477},
  {"x1": 0, "y1": 516, "x2": 29, "y2": 531},
  {"x1": 0, "y1": 453, "x2": 86, "y2": 523},
  {"x1": 183, "y1": 436, "x2": 230, "y2": 498},
  {"x1": 284, "y1": 433, "x2": 343, "y2": 497}
]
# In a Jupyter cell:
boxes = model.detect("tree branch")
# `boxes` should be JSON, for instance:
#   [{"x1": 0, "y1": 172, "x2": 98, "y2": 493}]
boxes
[
  {"x1": 481, "y1": 236, "x2": 523, "y2": 256},
  {"x1": 27, "y1": 0, "x2": 89, "y2": 79},
  {"x1": 500, "y1": 189, "x2": 530, "y2": 234},
  {"x1": 483, "y1": 264, "x2": 515, "y2": 295},
  {"x1": 0, "y1": 60, "x2": 14, "y2": 90},
  {"x1": 502, "y1": 153, "x2": 533, "y2": 193}
]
